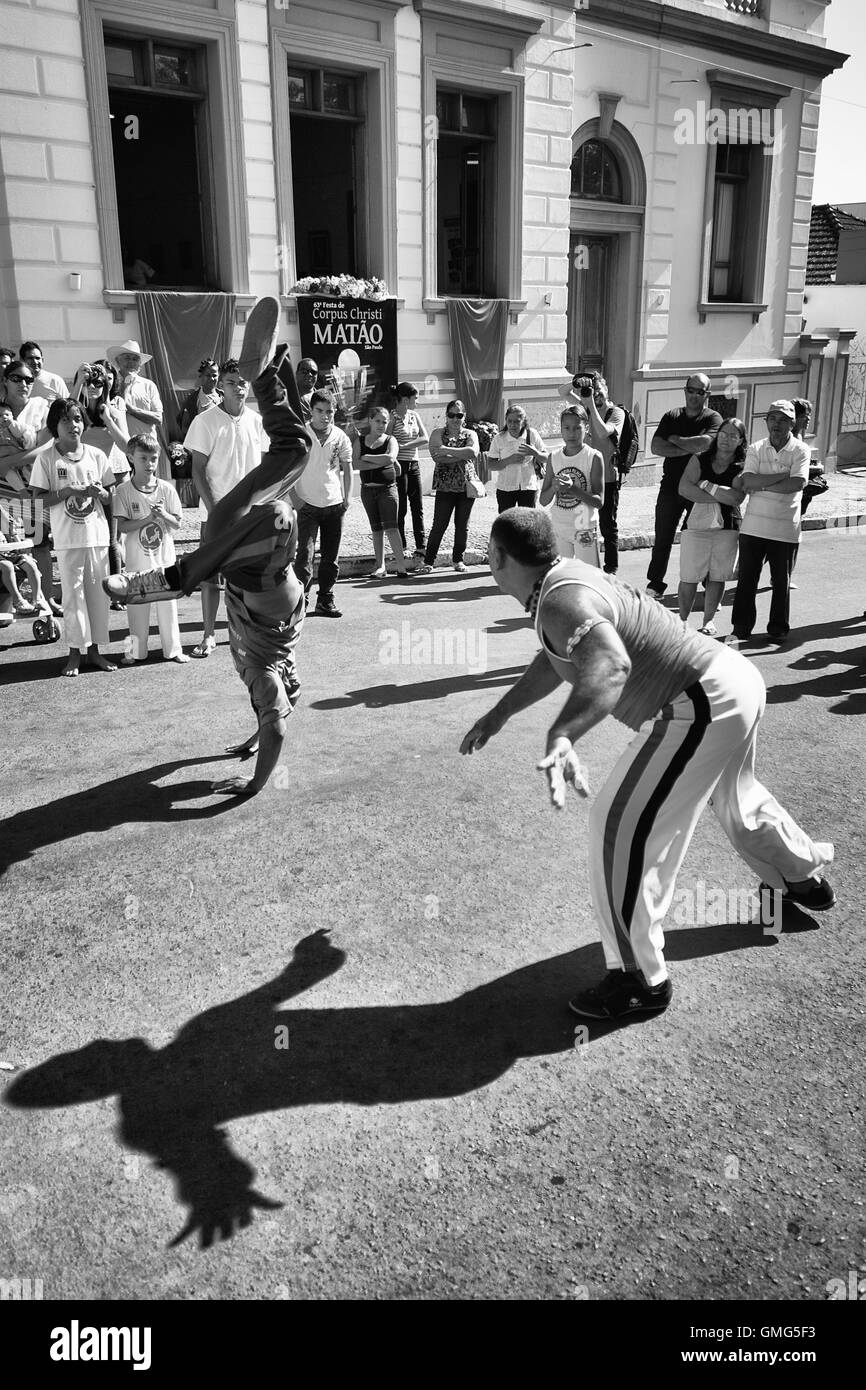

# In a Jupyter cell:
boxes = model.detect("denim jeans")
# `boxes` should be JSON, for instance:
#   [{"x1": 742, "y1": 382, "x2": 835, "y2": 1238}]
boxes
[
  {"x1": 731, "y1": 533, "x2": 797, "y2": 639},
  {"x1": 424, "y1": 491, "x2": 475, "y2": 565},
  {"x1": 293, "y1": 502, "x2": 345, "y2": 598},
  {"x1": 599, "y1": 473, "x2": 621, "y2": 573},
  {"x1": 496, "y1": 488, "x2": 537, "y2": 512},
  {"x1": 647, "y1": 484, "x2": 691, "y2": 593},
  {"x1": 396, "y1": 462, "x2": 425, "y2": 551}
]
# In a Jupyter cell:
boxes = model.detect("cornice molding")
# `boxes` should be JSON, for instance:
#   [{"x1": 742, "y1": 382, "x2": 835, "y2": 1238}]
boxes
[
  {"x1": 412, "y1": 0, "x2": 544, "y2": 39},
  {"x1": 581, "y1": 0, "x2": 848, "y2": 80}
]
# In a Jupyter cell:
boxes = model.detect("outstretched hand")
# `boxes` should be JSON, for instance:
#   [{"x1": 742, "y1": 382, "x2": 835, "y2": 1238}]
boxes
[
  {"x1": 460, "y1": 710, "x2": 503, "y2": 755},
  {"x1": 211, "y1": 774, "x2": 256, "y2": 796},
  {"x1": 536, "y1": 737, "x2": 590, "y2": 809}
]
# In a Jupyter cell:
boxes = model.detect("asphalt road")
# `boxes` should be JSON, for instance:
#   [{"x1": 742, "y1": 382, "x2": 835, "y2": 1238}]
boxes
[{"x1": 1, "y1": 532, "x2": 864, "y2": 1302}]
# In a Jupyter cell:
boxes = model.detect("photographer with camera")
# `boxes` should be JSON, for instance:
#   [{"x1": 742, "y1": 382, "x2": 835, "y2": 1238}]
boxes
[{"x1": 562, "y1": 372, "x2": 625, "y2": 574}]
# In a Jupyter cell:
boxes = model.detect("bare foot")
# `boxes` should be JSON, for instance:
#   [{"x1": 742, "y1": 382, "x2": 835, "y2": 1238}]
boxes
[
  {"x1": 88, "y1": 651, "x2": 117, "y2": 672},
  {"x1": 225, "y1": 732, "x2": 259, "y2": 758},
  {"x1": 61, "y1": 654, "x2": 81, "y2": 678}
]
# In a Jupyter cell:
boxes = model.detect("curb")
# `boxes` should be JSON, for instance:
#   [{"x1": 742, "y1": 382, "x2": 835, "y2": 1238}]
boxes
[{"x1": 174, "y1": 508, "x2": 864, "y2": 577}]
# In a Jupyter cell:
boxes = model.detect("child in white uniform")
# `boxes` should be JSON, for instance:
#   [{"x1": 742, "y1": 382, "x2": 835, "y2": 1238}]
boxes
[
  {"x1": 112, "y1": 435, "x2": 188, "y2": 664},
  {"x1": 29, "y1": 398, "x2": 117, "y2": 677},
  {"x1": 539, "y1": 404, "x2": 604, "y2": 565}
]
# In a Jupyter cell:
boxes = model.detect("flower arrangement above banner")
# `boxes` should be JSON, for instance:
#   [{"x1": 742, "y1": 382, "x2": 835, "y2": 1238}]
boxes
[
  {"x1": 290, "y1": 275, "x2": 390, "y2": 300},
  {"x1": 295, "y1": 290, "x2": 398, "y2": 429}
]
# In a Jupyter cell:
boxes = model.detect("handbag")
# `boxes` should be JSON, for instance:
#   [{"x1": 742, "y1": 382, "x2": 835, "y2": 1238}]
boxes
[{"x1": 466, "y1": 475, "x2": 486, "y2": 499}]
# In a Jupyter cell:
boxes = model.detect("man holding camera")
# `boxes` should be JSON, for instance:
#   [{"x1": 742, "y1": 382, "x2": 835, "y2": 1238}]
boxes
[{"x1": 562, "y1": 373, "x2": 625, "y2": 574}]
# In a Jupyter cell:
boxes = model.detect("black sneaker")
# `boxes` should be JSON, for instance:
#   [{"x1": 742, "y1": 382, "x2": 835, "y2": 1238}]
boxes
[
  {"x1": 759, "y1": 878, "x2": 836, "y2": 912},
  {"x1": 313, "y1": 596, "x2": 342, "y2": 618},
  {"x1": 568, "y1": 970, "x2": 673, "y2": 1020}
]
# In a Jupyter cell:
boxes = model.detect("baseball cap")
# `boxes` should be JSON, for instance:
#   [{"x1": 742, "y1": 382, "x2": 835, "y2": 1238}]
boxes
[{"x1": 767, "y1": 400, "x2": 796, "y2": 419}]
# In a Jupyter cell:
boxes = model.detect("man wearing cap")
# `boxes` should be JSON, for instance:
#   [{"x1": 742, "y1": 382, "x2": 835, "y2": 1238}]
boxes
[
  {"x1": 730, "y1": 401, "x2": 810, "y2": 646},
  {"x1": 106, "y1": 340, "x2": 163, "y2": 443},
  {"x1": 646, "y1": 374, "x2": 722, "y2": 599}
]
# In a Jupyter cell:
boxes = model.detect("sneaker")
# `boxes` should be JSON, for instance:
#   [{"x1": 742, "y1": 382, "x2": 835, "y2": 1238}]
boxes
[
  {"x1": 645, "y1": 584, "x2": 664, "y2": 600},
  {"x1": 416, "y1": 563, "x2": 433, "y2": 574},
  {"x1": 314, "y1": 596, "x2": 342, "y2": 618},
  {"x1": 102, "y1": 570, "x2": 182, "y2": 606},
  {"x1": 237, "y1": 296, "x2": 281, "y2": 384},
  {"x1": 767, "y1": 633, "x2": 788, "y2": 646},
  {"x1": 454, "y1": 560, "x2": 467, "y2": 572},
  {"x1": 568, "y1": 970, "x2": 673, "y2": 1020},
  {"x1": 759, "y1": 878, "x2": 836, "y2": 912}
]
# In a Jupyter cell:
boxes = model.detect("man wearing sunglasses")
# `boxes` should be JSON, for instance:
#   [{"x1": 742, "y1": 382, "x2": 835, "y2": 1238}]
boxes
[{"x1": 646, "y1": 374, "x2": 722, "y2": 600}]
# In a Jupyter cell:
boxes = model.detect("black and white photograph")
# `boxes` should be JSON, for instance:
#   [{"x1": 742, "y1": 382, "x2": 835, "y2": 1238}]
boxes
[{"x1": 1, "y1": 0, "x2": 864, "y2": 1353}]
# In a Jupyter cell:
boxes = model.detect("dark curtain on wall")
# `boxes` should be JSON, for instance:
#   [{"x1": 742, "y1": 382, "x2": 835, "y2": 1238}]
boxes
[
  {"x1": 446, "y1": 297, "x2": 509, "y2": 424},
  {"x1": 135, "y1": 292, "x2": 237, "y2": 455}
]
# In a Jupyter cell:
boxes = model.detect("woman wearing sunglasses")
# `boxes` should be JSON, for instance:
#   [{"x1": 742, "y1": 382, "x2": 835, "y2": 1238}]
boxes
[{"x1": 417, "y1": 400, "x2": 481, "y2": 574}]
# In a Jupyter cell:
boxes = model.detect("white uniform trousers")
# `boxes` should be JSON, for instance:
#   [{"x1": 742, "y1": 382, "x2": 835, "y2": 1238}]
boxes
[
  {"x1": 126, "y1": 598, "x2": 183, "y2": 660},
  {"x1": 57, "y1": 545, "x2": 110, "y2": 652},
  {"x1": 588, "y1": 646, "x2": 833, "y2": 986}
]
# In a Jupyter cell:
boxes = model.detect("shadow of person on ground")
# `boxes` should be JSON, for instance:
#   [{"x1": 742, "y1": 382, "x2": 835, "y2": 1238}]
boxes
[
  {"x1": 0, "y1": 756, "x2": 240, "y2": 876},
  {"x1": 5, "y1": 919, "x2": 806, "y2": 1251},
  {"x1": 310, "y1": 664, "x2": 526, "y2": 710}
]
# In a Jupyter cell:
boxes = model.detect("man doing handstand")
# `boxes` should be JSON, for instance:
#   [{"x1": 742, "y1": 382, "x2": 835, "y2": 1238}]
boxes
[{"x1": 105, "y1": 299, "x2": 311, "y2": 796}]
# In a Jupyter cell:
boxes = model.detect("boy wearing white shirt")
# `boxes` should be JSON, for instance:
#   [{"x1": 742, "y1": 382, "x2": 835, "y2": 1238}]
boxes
[
  {"x1": 539, "y1": 405, "x2": 604, "y2": 565},
  {"x1": 184, "y1": 359, "x2": 270, "y2": 656},
  {"x1": 29, "y1": 399, "x2": 117, "y2": 677},
  {"x1": 112, "y1": 435, "x2": 188, "y2": 664}
]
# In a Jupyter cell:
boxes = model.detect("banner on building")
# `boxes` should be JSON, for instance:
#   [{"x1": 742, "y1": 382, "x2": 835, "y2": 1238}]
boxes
[{"x1": 297, "y1": 296, "x2": 398, "y2": 426}]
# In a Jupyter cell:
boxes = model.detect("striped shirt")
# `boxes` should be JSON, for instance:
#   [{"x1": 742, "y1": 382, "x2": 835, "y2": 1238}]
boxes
[{"x1": 388, "y1": 410, "x2": 426, "y2": 464}]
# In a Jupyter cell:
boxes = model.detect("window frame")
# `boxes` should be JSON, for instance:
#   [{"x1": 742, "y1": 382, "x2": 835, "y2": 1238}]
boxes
[
  {"x1": 270, "y1": 3, "x2": 399, "y2": 298},
  {"x1": 81, "y1": 0, "x2": 250, "y2": 303},
  {"x1": 697, "y1": 71, "x2": 791, "y2": 322},
  {"x1": 416, "y1": 0, "x2": 541, "y2": 312}
]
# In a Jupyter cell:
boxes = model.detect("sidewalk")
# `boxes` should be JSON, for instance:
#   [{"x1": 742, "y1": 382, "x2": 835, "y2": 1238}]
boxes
[{"x1": 175, "y1": 464, "x2": 866, "y2": 576}]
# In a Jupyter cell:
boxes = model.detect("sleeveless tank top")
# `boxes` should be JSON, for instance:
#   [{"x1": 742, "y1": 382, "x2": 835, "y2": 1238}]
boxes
[
  {"x1": 683, "y1": 454, "x2": 743, "y2": 532},
  {"x1": 359, "y1": 436, "x2": 397, "y2": 486},
  {"x1": 534, "y1": 559, "x2": 718, "y2": 731}
]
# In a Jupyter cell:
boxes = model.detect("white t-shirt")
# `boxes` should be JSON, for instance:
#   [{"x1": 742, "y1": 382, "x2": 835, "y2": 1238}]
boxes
[
  {"x1": 293, "y1": 425, "x2": 352, "y2": 508},
  {"x1": 112, "y1": 477, "x2": 181, "y2": 570},
  {"x1": 29, "y1": 443, "x2": 114, "y2": 550},
  {"x1": 488, "y1": 427, "x2": 545, "y2": 492},
  {"x1": 547, "y1": 445, "x2": 602, "y2": 533},
  {"x1": 184, "y1": 405, "x2": 269, "y2": 519},
  {"x1": 30, "y1": 370, "x2": 69, "y2": 403},
  {"x1": 739, "y1": 436, "x2": 811, "y2": 544}
]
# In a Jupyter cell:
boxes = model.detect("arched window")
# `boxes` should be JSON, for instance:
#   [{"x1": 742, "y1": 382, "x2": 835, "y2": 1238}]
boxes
[{"x1": 570, "y1": 139, "x2": 623, "y2": 202}]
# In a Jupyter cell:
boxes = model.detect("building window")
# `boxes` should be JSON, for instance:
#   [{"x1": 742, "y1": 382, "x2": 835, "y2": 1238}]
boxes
[
  {"x1": 436, "y1": 87, "x2": 498, "y2": 297},
  {"x1": 570, "y1": 140, "x2": 623, "y2": 202},
  {"x1": 105, "y1": 32, "x2": 214, "y2": 291},
  {"x1": 708, "y1": 142, "x2": 762, "y2": 301},
  {"x1": 288, "y1": 63, "x2": 365, "y2": 278},
  {"x1": 699, "y1": 70, "x2": 790, "y2": 315}
]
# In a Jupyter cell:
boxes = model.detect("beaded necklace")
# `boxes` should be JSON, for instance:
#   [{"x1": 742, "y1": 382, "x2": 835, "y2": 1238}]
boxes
[{"x1": 525, "y1": 560, "x2": 559, "y2": 620}]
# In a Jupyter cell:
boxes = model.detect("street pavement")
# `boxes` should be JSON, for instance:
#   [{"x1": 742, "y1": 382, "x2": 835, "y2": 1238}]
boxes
[{"x1": 0, "y1": 527, "x2": 864, "y2": 1301}]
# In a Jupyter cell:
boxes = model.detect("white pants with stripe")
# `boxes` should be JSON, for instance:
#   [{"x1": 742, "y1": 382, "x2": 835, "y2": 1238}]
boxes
[
  {"x1": 57, "y1": 546, "x2": 110, "y2": 652},
  {"x1": 126, "y1": 600, "x2": 183, "y2": 660},
  {"x1": 588, "y1": 647, "x2": 833, "y2": 986}
]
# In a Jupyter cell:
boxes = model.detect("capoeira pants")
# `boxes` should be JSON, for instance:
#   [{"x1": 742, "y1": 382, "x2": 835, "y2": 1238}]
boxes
[
  {"x1": 57, "y1": 546, "x2": 110, "y2": 652},
  {"x1": 126, "y1": 598, "x2": 182, "y2": 660},
  {"x1": 588, "y1": 646, "x2": 833, "y2": 986}
]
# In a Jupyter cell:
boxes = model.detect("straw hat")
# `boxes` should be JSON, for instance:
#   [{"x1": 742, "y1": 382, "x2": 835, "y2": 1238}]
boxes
[{"x1": 106, "y1": 339, "x2": 152, "y2": 367}]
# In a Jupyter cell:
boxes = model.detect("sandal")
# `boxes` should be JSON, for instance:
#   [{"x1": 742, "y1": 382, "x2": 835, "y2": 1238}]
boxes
[{"x1": 191, "y1": 636, "x2": 217, "y2": 658}]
